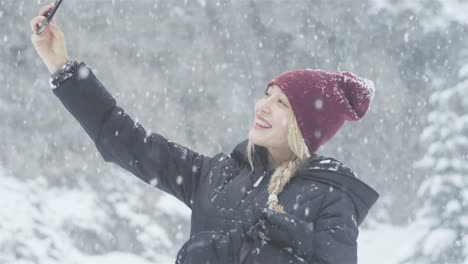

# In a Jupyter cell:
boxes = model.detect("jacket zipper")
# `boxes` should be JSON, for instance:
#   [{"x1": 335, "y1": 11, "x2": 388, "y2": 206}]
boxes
[
  {"x1": 253, "y1": 171, "x2": 266, "y2": 187},
  {"x1": 245, "y1": 170, "x2": 271, "y2": 209},
  {"x1": 239, "y1": 170, "x2": 271, "y2": 263}
]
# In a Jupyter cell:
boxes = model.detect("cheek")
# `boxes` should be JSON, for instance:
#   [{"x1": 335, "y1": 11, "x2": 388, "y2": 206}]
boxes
[
  {"x1": 277, "y1": 117, "x2": 290, "y2": 135},
  {"x1": 280, "y1": 118, "x2": 288, "y2": 127}
]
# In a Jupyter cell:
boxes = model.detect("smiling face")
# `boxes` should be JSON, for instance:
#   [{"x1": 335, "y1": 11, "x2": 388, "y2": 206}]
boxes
[{"x1": 248, "y1": 84, "x2": 293, "y2": 158}]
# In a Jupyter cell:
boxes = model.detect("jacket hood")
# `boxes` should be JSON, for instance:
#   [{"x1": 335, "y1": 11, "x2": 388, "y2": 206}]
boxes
[
  {"x1": 229, "y1": 139, "x2": 379, "y2": 226},
  {"x1": 295, "y1": 158, "x2": 379, "y2": 226}
]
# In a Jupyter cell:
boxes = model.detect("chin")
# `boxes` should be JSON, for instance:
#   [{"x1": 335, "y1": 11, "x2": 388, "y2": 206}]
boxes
[{"x1": 248, "y1": 130, "x2": 266, "y2": 148}]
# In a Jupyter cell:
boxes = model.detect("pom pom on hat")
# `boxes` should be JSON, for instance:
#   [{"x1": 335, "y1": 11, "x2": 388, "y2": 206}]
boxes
[{"x1": 267, "y1": 69, "x2": 375, "y2": 155}]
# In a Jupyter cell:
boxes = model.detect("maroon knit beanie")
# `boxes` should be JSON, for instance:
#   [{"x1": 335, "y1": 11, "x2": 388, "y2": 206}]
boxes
[{"x1": 267, "y1": 69, "x2": 375, "y2": 155}]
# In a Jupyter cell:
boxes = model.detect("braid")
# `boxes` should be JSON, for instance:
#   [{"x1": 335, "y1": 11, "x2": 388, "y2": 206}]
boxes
[{"x1": 266, "y1": 158, "x2": 301, "y2": 213}]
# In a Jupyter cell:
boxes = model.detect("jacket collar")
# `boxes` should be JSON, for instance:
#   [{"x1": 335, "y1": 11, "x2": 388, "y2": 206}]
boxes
[
  {"x1": 230, "y1": 139, "x2": 379, "y2": 226},
  {"x1": 229, "y1": 139, "x2": 270, "y2": 173}
]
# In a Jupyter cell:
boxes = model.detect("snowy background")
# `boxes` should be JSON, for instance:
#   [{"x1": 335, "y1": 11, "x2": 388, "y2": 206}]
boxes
[{"x1": 1, "y1": 0, "x2": 468, "y2": 263}]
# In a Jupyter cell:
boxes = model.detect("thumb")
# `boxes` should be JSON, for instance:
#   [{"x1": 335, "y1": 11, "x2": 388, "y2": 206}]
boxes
[
  {"x1": 246, "y1": 219, "x2": 266, "y2": 238},
  {"x1": 245, "y1": 225, "x2": 259, "y2": 240}
]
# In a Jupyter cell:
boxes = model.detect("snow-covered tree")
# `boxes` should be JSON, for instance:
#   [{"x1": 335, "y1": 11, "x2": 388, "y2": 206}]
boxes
[{"x1": 403, "y1": 60, "x2": 468, "y2": 264}]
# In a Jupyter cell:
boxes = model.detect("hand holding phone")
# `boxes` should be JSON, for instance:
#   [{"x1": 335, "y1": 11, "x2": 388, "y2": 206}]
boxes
[
  {"x1": 30, "y1": 1, "x2": 69, "y2": 74},
  {"x1": 36, "y1": 0, "x2": 64, "y2": 35}
]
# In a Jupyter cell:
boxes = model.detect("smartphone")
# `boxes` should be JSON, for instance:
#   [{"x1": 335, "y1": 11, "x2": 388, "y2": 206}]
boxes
[{"x1": 36, "y1": 0, "x2": 64, "y2": 35}]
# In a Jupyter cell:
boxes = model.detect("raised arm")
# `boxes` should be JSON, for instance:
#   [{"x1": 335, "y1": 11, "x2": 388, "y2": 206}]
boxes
[
  {"x1": 50, "y1": 61, "x2": 215, "y2": 208},
  {"x1": 30, "y1": 4, "x2": 217, "y2": 208}
]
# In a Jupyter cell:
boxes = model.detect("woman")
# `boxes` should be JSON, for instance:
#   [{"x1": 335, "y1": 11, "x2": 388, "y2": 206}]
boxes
[{"x1": 30, "y1": 4, "x2": 379, "y2": 264}]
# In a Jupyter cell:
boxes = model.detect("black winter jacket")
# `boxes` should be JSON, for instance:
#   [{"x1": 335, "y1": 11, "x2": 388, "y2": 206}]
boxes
[{"x1": 51, "y1": 62, "x2": 379, "y2": 264}]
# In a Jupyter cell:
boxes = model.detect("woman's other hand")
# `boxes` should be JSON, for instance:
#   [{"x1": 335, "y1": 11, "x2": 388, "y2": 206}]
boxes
[
  {"x1": 246, "y1": 207, "x2": 314, "y2": 248},
  {"x1": 30, "y1": 3, "x2": 69, "y2": 74}
]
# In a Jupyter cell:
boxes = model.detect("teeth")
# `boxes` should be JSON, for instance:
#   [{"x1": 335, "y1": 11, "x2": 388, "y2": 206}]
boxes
[{"x1": 256, "y1": 119, "x2": 271, "y2": 128}]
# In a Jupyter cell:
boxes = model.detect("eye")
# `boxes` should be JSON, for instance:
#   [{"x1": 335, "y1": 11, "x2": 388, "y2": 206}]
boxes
[
  {"x1": 264, "y1": 90, "x2": 270, "y2": 97},
  {"x1": 278, "y1": 99, "x2": 288, "y2": 107}
]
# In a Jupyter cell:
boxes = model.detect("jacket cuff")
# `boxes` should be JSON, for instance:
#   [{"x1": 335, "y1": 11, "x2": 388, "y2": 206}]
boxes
[
  {"x1": 49, "y1": 60, "x2": 81, "y2": 89},
  {"x1": 51, "y1": 62, "x2": 116, "y2": 142}
]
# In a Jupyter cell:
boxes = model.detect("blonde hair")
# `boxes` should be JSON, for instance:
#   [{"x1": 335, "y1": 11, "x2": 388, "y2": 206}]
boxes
[{"x1": 246, "y1": 109, "x2": 312, "y2": 214}]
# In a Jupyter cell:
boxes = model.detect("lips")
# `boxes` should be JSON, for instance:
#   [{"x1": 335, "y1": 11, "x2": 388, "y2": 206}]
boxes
[{"x1": 255, "y1": 114, "x2": 272, "y2": 128}]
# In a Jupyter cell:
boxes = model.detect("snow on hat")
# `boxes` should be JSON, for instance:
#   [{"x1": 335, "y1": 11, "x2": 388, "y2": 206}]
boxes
[{"x1": 267, "y1": 69, "x2": 375, "y2": 155}]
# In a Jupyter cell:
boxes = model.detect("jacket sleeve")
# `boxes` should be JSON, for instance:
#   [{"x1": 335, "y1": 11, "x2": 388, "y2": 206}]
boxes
[
  {"x1": 307, "y1": 191, "x2": 359, "y2": 263},
  {"x1": 254, "y1": 191, "x2": 359, "y2": 263},
  {"x1": 51, "y1": 62, "x2": 215, "y2": 208}
]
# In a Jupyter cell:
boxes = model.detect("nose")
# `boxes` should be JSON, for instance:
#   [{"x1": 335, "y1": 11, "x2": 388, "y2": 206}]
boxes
[{"x1": 257, "y1": 97, "x2": 272, "y2": 115}]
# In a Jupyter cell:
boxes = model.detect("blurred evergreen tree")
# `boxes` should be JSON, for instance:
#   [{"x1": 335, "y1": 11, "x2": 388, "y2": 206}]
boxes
[{"x1": 403, "y1": 59, "x2": 468, "y2": 264}]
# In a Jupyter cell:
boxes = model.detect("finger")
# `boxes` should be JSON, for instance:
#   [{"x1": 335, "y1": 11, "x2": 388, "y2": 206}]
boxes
[
  {"x1": 48, "y1": 21, "x2": 64, "y2": 38},
  {"x1": 30, "y1": 16, "x2": 46, "y2": 34},
  {"x1": 31, "y1": 33, "x2": 46, "y2": 46},
  {"x1": 253, "y1": 219, "x2": 266, "y2": 229},
  {"x1": 38, "y1": 3, "x2": 53, "y2": 17}
]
